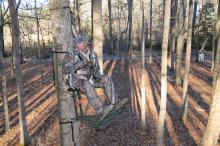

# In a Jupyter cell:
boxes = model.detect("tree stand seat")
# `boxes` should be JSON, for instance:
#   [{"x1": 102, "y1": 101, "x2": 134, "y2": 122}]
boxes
[{"x1": 67, "y1": 88, "x2": 129, "y2": 129}]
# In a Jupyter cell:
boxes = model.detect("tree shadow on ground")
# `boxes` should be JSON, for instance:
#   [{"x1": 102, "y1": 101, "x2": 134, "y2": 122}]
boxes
[
  {"x1": 81, "y1": 59, "x2": 145, "y2": 146},
  {"x1": 147, "y1": 60, "x2": 197, "y2": 146}
]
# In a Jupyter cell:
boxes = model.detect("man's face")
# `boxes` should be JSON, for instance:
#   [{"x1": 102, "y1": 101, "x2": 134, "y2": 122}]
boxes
[{"x1": 76, "y1": 41, "x2": 87, "y2": 52}]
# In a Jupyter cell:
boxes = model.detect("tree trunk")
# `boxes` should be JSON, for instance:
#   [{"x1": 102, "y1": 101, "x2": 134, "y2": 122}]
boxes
[
  {"x1": 212, "y1": 38, "x2": 217, "y2": 72},
  {"x1": 92, "y1": 0, "x2": 103, "y2": 74},
  {"x1": 157, "y1": 0, "x2": 171, "y2": 145},
  {"x1": 35, "y1": 0, "x2": 44, "y2": 83},
  {"x1": 170, "y1": 0, "x2": 178, "y2": 70},
  {"x1": 0, "y1": 49, "x2": 10, "y2": 132},
  {"x1": 211, "y1": 0, "x2": 219, "y2": 72},
  {"x1": 213, "y1": 1, "x2": 220, "y2": 89},
  {"x1": 201, "y1": 73, "x2": 220, "y2": 146},
  {"x1": 8, "y1": 23, "x2": 14, "y2": 76},
  {"x1": 0, "y1": 25, "x2": 4, "y2": 58},
  {"x1": 108, "y1": 0, "x2": 113, "y2": 55},
  {"x1": 201, "y1": 1, "x2": 220, "y2": 145},
  {"x1": 175, "y1": 0, "x2": 185, "y2": 86},
  {"x1": 116, "y1": 1, "x2": 121, "y2": 54},
  {"x1": 127, "y1": 0, "x2": 133, "y2": 54},
  {"x1": 0, "y1": 2, "x2": 5, "y2": 58},
  {"x1": 203, "y1": 0, "x2": 207, "y2": 37},
  {"x1": 184, "y1": 2, "x2": 189, "y2": 38},
  {"x1": 50, "y1": 0, "x2": 80, "y2": 145},
  {"x1": 149, "y1": 0, "x2": 153, "y2": 63},
  {"x1": 140, "y1": 0, "x2": 146, "y2": 129},
  {"x1": 202, "y1": 73, "x2": 220, "y2": 144},
  {"x1": 182, "y1": 0, "x2": 194, "y2": 122},
  {"x1": 20, "y1": 40, "x2": 24, "y2": 64},
  {"x1": 39, "y1": 22, "x2": 46, "y2": 52},
  {"x1": 8, "y1": 0, "x2": 29, "y2": 145},
  {"x1": 76, "y1": 0, "x2": 81, "y2": 32},
  {"x1": 192, "y1": 0, "x2": 198, "y2": 39},
  {"x1": 27, "y1": 27, "x2": 31, "y2": 57},
  {"x1": 2, "y1": 75, "x2": 10, "y2": 131}
]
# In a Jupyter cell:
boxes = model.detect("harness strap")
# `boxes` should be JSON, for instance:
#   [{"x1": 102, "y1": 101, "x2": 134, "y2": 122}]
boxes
[{"x1": 59, "y1": 118, "x2": 78, "y2": 142}]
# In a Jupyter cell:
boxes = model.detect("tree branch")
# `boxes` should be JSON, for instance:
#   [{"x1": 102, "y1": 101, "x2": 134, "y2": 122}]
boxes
[
  {"x1": 2, "y1": 6, "x2": 9, "y2": 17},
  {"x1": 16, "y1": 0, "x2": 22, "y2": 12}
]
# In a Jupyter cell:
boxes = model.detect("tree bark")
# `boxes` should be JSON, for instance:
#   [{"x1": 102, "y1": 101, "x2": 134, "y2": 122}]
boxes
[
  {"x1": 92, "y1": 0, "x2": 103, "y2": 74},
  {"x1": 0, "y1": 25, "x2": 4, "y2": 59},
  {"x1": 175, "y1": 0, "x2": 185, "y2": 86},
  {"x1": 182, "y1": 0, "x2": 194, "y2": 122},
  {"x1": 76, "y1": 0, "x2": 81, "y2": 32},
  {"x1": 201, "y1": 73, "x2": 220, "y2": 146},
  {"x1": 201, "y1": 1, "x2": 220, "y2": 145},
  {"x1": 213, "y1": 0, "x2": 220, "y2": 88},
  {"x1": 8, "y1": 0, "x2": 29, "y2": 145},
  {"x1": 116, "y1": 1, "x2": 121, "y2": 54},
  {"x1": 35, "y1": 0, "x2": 44, "y2": 83},
  {"x1": 192, "y1": 0, "x2": 198, "y2": 39},
  {"x1": 140, "y1": 0, "x2": 146, "y2": 129},
  {"x1": 149, "y1": 0, "x2": 153, "y2": 63},
  {"x1": 157, "y1": 0, "x2": 171, "y2": 145},
  {"x1": 27, "y1": 26, "x2": 31, "y2": 57},
  {"x1": 8, "y1": 23, "x2": 14, "y2": 76},
  {"x1": 203, "y1": 0, "x2": 207, "y2": 37},
  {"x1": 2, "y1": 75, "x2": 10, "y2": 131},
  {"x1": 0, "y1": 48, "x2": 10, "y2": 132},
  {"x1": 0, "y1": 3, "x2": 5, "y2": 58},
  {"x1": 203, "y1": 74, "x2": 220, "y2": 143},
  {"x1": 127, "y1": 0, "x2": 133, "y2": 54},
  {"x1": 50, "y1": 0, "x2": 80, "y2": 145},
  {"x1": 108, "y1": 0, "x2": 113, "y2": 55},
  {"x1": 170, "y1": 0, "x2": 177, "y2": 70},
  {"x1": 211, "y1": 0, "x2": 219, "y2": 72}
]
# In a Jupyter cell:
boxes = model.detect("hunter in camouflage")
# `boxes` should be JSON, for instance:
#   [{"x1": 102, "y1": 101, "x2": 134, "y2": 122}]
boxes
[{"x1": 63, "y1": 33, "x2": 117, "y2": 114}]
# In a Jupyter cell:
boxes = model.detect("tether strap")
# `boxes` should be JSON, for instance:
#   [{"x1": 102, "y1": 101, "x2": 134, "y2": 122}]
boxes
[
  {"x1": 59, "y1": 118, "x2": 78, "y2": 142},
  {"x1": 52, "y1": 51, "x2": 69, "y2": 54}
]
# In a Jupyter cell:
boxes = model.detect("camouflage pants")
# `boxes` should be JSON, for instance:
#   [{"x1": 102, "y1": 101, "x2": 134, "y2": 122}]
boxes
[{"x1": 71, "y1": 75, "x2": 117, "y2": 113}]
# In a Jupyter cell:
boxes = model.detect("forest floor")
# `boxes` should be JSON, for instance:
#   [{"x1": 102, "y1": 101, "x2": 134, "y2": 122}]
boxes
[{"x1": 0, "y1": 51, "x2": 219, "y2": 146}]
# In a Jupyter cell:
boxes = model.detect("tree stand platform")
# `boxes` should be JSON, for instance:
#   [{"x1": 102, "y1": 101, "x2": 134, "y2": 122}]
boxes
[{"x1": 70, "y1": 88, "x2": 129, "y2": 129}]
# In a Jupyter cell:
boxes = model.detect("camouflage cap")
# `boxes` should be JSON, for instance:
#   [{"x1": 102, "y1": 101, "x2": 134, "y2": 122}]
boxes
[{"x1": 75, "y1": 33, "x2": 89, "y2": 44}]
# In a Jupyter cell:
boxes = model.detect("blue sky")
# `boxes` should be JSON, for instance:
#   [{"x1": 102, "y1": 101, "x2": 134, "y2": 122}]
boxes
[
  {"x1": 1, "y1": 0, "x2": 49, "y2": 8},
  {"x1": 20, "y1": 0, "x2": 48, "y2": 8}
]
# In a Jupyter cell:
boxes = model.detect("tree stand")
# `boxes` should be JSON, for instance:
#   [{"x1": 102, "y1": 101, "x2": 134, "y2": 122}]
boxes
[{"x1": 62, "y1": 88, "x2": 128, "y2": 130}]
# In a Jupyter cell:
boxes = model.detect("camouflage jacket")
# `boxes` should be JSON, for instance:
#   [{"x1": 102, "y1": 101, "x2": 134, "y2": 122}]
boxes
[{"x1": 63, "y1": 49, "x2": 101, "y2": 86}]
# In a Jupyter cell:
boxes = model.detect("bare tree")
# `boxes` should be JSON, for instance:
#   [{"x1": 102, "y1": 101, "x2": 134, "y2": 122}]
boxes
[
  {"x1": 182, "y1": 0, "x2": 194, "y2": 122},
  {"x1": 157, "y1": 0, "x2": 171, "y2": 145},
  {"x1": 175, "y1": 0, "x2": 185, "y2": 86},
  {"x1": 92, "y1": 0, "x2": 103, "y2": 74},
  {"x1": 202, "y1": 0, "x2": 207, "y2": 37},
  {"x1": 192, "y1": 0, "x2": 198, "y2": 57},
  {"x1": 116, "y1": 0, "x2": 121, "y2": 54},
  {"x1": 35, "y1": 0, "x2": 44, "y2": 83},
  {"x1": 0, "y1": 1, "x2": 9, "y2": 58},
  {"x1": 76, "y1": 0, "x2": 81, "y2": 32},
  {"x1": 212, "y1": 0, "x2": 219, "y2": 72},
  {"x1": 108, "y1": 0, "x2": 114, "y2": 54},
  {"x1": 50, "y1": 0, "x2": 80, "y2": 145},
  {"x1": 0, "y1": 31, "x2": 10, "y2": 132},
  {"x1": 0, "y1": 3, "x2": 4, "y2": 58},
  {"x1": 149, "y1": 0, "x2": 153, "y2": 63},
  {"x1": 8, "y1": 0, "x2": 29, "y2": 145},
  {"x1": 2, "y1": 74, "x2": 10, "y2": 132},
  {"x1": 213, "y1": 1, "x2": 220, "y2": 90},
  {"x1": 127, "y1": 0, "x2": 133, "y2": 54},
  {"x1": 201, "y1": 1, "x2": 220, "y2": 144},
  {"x1": 169, "y1": 0, "x2": 177, "y2": 70},
  {"x1": 140, "y1": 0, "x2": 146, "y2": 129}
]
